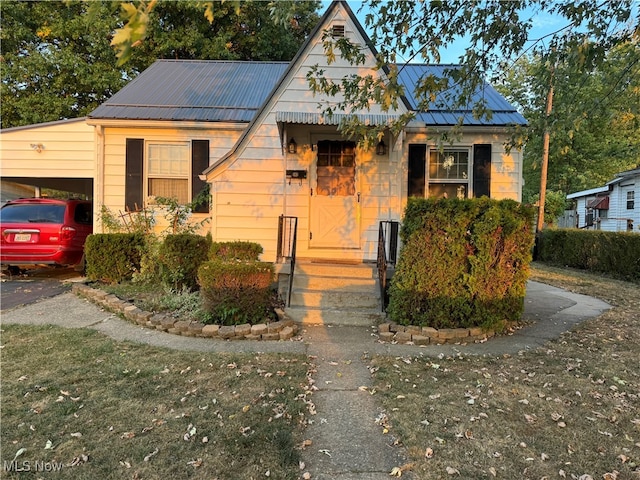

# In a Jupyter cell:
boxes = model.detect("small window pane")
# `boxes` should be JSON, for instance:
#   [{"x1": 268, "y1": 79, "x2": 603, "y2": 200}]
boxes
[
  {"x1": 428, "y1": 183, "x2": 468, "y2": 199},
  {"x1": 627, "y1": 191, "x2": 635, "y2": 210},
  {"x1": 429, "y1": 150, "x2": 469, "y2": 180},
  {"x1": 149, "y1": 178, "x2": 189, "y2": 204},
  {"x1": 148, "y1": 144, "x2": 189, "y2": 176}
]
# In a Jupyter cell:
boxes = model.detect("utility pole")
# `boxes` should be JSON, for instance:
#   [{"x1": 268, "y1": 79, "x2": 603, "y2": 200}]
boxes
[{"x1": 537, "y1": 67, "x2": 555, "y2": 232}]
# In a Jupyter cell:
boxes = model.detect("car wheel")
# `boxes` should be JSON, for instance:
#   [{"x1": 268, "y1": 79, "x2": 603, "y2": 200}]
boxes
[{"x1": 7, "y1": 265, "x2": 22, "y2": 276}]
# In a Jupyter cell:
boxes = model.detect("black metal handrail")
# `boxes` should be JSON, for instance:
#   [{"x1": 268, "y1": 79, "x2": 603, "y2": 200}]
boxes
[
  {"x1": 377, "y1": 220, "x2": 399, "y2": 311},
  {"x1": 277, "y1": 215, "x2": 298, "y2": 307}
]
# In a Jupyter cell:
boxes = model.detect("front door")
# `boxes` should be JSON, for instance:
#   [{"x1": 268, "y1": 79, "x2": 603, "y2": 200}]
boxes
[{"x1": 310, "y1": 140, "x2": 360, "y2": 249}]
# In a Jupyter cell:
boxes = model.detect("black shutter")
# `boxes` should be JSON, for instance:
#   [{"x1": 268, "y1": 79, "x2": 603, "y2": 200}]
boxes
[
  {"x1": 473, "y1": 144, "x2": 491, "y2": 198},
  {"x1": 125, "y1": 138, "x2": 144, "y2": 211},
  {"x1": 408, "y1": 144, "x2": 426, "y2": 197},
  {"x1": 191, "y1": 140, "x2": 210, "y2": 213}
]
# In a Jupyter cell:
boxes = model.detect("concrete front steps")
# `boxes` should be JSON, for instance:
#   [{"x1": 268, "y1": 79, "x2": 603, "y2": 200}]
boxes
[{"x1": 279, "y1": 261, "x2": 387, "y2": 326}]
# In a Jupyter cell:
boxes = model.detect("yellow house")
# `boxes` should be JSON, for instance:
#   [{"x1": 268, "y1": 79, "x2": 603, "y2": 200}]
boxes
[
  {"x1": 85, "y1": 0, "x2": 525, "y2": 264},
  {"x1": 1, "y1": 1, "x2": 526, "y2": 317}
]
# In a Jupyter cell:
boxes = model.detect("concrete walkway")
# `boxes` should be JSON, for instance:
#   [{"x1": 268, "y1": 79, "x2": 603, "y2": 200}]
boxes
[{"x1": 0, "y1": 281, "x2": 611, "y2": 479}]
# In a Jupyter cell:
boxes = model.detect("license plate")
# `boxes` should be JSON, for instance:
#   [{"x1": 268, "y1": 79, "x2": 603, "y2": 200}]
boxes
[{"x1": 14, "y1": 233, "x2": 32, "y2": 242}]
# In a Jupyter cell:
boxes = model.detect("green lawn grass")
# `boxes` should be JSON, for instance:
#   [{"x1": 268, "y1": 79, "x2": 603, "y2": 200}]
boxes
[{"x1": 0, "y1": 325, "x2": 311, "y2": 479}]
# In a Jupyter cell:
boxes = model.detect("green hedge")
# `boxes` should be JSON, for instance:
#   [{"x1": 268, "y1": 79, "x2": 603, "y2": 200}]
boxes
[
  {"x1": 388, "y1": 198, "x2": 535, "y2": 330},
  {"x1": 158, "y1": 233, "x2": 211, "y2": 291},
  {"x1": 536, "y1": 229, "x2": 640, "y2": 281},
  {"x1": 198, "y1": 259, "x2": 275, "y2": 325},
  {"x1": 85, "y1": 233, "x2": 146, "y2": 284},
  {"x1": 209, "y1": 241, "x2": 263, "y2": 262}
]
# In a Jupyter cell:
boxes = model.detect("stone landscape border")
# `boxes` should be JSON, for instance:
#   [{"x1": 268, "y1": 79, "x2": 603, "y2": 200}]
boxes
[
  {"x1": 72, "y1": 284, "x2": 298, "y2": 341},
  {"x1": 377, "y1": 321, "x2": 517, "y2": 345}
]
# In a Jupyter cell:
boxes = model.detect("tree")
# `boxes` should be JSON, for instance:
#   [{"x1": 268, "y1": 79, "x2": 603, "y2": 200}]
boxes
[
  {"x1": 496, "y1": 44, "x2": 640, "y2": 202},
  {"x1": 1, "y1": 1, "x2": 132, "y2": 128},
  {"x1": 304, "y1": 1, "x2": 638, "y2": 145},
  {"x1": 1, "y1": 0, "x2": 321, "y2": 129}
]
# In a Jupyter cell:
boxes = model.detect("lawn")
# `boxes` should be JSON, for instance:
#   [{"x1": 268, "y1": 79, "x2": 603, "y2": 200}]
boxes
[
  {"x1": 369, "y1": 263, "x2": 640, "y2": 479},
  {"x1": 2, "y1": 262, "x2": 638, "y2": 479},
  {"x1": 0, "y1": 326, "x2": 312, "y2": 479}
]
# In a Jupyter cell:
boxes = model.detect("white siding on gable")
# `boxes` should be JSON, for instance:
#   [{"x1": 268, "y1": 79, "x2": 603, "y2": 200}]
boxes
[{"x1": 207, "y1": 2, "x2": 409, "y2": 262}]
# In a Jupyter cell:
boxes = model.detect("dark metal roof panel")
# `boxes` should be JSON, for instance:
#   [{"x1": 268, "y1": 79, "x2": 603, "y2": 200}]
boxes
[
  {"x1": 89, "y1": 60, "x2": 288, "y2": 122},
  {"x1": 397, "y1": 64, "x2": 527, "y2": 126}
]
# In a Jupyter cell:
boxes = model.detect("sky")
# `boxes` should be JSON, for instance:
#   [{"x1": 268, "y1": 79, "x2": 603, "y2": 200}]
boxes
[{"x1": 323, "y1": 0, "x2": 637, "y2": 64}]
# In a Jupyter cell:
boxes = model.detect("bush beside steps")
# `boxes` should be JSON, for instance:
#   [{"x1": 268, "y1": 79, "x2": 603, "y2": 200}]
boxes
[{"x1": 73, "y1": 283, "x2": 298, "y2": 341}]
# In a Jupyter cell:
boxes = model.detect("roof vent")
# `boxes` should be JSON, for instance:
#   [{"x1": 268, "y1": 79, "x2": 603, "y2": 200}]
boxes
[{"x1": 331, "y1": 25, "x2": 345, "y2": 38}]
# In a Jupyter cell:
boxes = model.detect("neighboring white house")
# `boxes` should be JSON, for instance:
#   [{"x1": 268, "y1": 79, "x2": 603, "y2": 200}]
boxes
[{"x1": 566, "y1": 167, "x2": 640, "y2": 233}]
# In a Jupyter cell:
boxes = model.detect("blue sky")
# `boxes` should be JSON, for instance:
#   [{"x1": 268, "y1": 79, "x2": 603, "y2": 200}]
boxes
[{"x1": 325, "y1": 1, "x2": 636, "y2": 64}]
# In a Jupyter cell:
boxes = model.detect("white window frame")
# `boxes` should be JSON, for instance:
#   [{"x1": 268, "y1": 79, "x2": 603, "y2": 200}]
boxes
[
  {"x1": 627, "y1": 190, "x2": 635, "y2": 210},
  {"x1": 427, "y1": 147, "x2": 472, "y2": 199},
  {"x1": 145, "y1": 141, "x2": 191, "y2": 205}
]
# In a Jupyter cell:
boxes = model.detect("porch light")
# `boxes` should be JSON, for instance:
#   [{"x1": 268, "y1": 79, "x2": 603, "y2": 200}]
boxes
[
  {"x1": 376, "y1": 139, "x2": 387, "y2": 156},
  {"x1": 288, "y1": 138, "x2": 297, "y2": 154}
]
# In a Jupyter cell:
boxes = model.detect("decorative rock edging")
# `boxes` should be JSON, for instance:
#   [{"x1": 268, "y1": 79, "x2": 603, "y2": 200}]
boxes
[
  {"x1": 72, "y1": 283, "x2": 298, "y2": 341},
  {"x1": 377, "y1": 321, "x2": 518, "y2": 345}
]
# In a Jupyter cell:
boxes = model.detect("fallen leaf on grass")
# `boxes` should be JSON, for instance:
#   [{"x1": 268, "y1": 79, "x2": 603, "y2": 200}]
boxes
[
  {"x1": 425, "y1": 447, "x2": 433, "y2": 458},
  {"x1": 446, "y1": 466, "x2": 460, "y2": 475},
  {"x1": 143, "y1": 448, "x2": 158, "y2": 462},
  {"x1": 389, "y1": 463, "x2": 414, "y2": 477},
  {"x1": 67, "y1": 454, "x2": 88, "y2": 467}
]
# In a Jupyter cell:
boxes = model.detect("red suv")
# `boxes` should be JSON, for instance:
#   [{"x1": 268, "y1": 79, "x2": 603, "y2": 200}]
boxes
[{"x1": 1, "y1": 198, "x2": 93, "y2": 270}]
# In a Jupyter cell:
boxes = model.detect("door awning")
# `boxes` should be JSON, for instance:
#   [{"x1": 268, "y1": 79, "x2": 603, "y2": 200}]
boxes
[
  {"x1": 587, "y1": 196, "x2": 609, "y2": 210},
  {"x1": 275, "y1": 111, "x2": 399, "y2": 126}
]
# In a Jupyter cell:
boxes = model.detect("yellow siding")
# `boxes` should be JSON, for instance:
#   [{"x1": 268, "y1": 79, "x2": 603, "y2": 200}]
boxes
[
  {"x1": 0, "y1": 119, "x2": 94, "y2": 178},
  {"x1": 97, "y1": 124, "x2": 242, "y2": 235}
]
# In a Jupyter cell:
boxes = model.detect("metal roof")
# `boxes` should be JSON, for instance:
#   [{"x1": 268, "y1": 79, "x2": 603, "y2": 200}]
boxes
[
  {"x1": 89, "y1": 60, "x2": 525, "y2": 127},
  {"x1": 89, "y1": 60, "x2": 289, "y2": 122},
  {"x1": 397, "y1": 64, "x2": 527, "y2": 126}
]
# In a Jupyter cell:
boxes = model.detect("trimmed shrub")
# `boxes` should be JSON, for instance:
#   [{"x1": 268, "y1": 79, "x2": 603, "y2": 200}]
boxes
[
  {"x1": 158, "y1": 233, "x2": 210, "y2": 291},
  {"x1": 537, "y1": 229, "x2": 640, "y2": 281},
  {"x1": 210, "y1": 241, "x2": 263, "y2": 262},
  {"x1": 85, "y1": 233, "x2": 146, "y2": 284},
  {"x1": 388, "y1": 198, "x2": 535, "y2": 330},
  {"x1": 198, "y1": 259, "x2": 275, "y2": 325}
]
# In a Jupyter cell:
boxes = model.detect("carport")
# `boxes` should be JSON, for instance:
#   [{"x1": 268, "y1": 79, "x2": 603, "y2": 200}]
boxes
[{"x1": 0, "y1": 118, "x2": 95, "y2": 201}]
